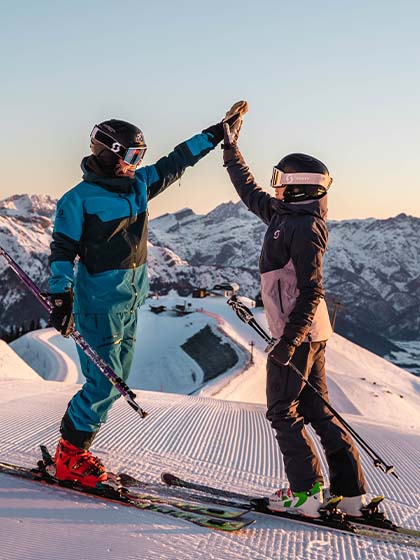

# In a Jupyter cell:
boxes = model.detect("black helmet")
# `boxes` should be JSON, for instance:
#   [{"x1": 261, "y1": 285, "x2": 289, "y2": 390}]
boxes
[
  {"x1": 271, "y1": 153, "x2": 332, "y2": 202},
  {"x1": 90, "y1": 119, "x2": 147, "y2": 170}
]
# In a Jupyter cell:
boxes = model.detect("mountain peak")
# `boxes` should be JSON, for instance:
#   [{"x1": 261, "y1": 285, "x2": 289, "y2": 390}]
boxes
[
  {"x1": 173, "y1": 207, "x2": 195, "y2": 220},
  {"x1": 0, "y1": 194, "x2": 56, "y2": 218},
  {"x1": 206, "y1": 200, "x2": 244, "y2": 221}
]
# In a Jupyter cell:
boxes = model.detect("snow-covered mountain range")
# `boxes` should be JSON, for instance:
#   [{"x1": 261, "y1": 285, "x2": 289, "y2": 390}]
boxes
[{"x1": 1, "y1": 194, "x2": 419, "y2": 374}]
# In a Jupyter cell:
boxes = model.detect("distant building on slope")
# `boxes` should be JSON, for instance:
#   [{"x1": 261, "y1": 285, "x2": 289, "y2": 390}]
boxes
[{"x1": 210, "y1": 283, "x2": 240, "y2": 297}]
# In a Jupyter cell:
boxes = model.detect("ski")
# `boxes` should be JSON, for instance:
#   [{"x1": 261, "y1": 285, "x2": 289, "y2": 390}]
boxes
[
  {"x1": 120, "y1": 471, "x2": 252, "y2": 509},
  {"x1": 0, "y1": 459, "x2": 254, "y2": 532},
  {"x1": 34, "y1": 446, "x2": 248, "y2": 521},
  {"x1": 117, "y1": 473, "x2": 248, "y2": 516},
  {"x1": 351, "y1": 496, "x2": 420, "y2": 539},
  {"x1": 162, "y1": 471, "x2": 260, "y2": 501},
  {"x1": 161, "y1": 472, "x2": 420, "y2": 546},
  {"x1": 127, "y1": 492, "x2": 248, "y2": 520},
  {"x1": 250, "y1": 496, "x2": 420, "y2": 547}
]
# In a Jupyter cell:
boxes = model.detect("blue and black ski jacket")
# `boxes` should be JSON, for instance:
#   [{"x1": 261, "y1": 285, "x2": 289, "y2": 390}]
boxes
[{"x1": 49, "y1": 130, "x2": 219, "y2": 314}]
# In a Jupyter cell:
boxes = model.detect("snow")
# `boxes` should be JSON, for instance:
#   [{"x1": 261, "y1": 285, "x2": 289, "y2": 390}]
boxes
[
  {"x1": 11, "y1": 295, "x2": 249, "y2": 393},
  {"x1": 0, "y1": 296, "x2": 420, "y2": 559},
  {"x1": 11, "y1": 330, "x2": 80, "y2": 383},
  {"x1": 0, "y1": 339, "x2": 41, "y2": 380}
]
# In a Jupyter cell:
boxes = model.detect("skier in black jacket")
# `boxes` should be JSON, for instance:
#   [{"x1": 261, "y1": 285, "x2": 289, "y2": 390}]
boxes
[{"x1": 222, "y1": 112, "x2": 367, "y2": 518}]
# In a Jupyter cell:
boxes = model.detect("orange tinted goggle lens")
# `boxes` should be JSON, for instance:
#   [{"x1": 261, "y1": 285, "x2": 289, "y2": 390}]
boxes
[{"x1": 124, "y1": 147, "x2": 147, "y2": 166}]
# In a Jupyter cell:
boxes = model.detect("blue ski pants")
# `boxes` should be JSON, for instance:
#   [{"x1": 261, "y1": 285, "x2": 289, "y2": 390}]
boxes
[{"x1": 66, "y1": 312, "x2": 138, "y2": 434}]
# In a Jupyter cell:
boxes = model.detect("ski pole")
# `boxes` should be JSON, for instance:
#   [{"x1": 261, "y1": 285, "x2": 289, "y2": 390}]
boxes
[
  {"x1": 227, "y1": 296, "x2": 399, "y2": 480},
  {"x1": 0, "y1": 246, "x2": 148, "y2": 419}
]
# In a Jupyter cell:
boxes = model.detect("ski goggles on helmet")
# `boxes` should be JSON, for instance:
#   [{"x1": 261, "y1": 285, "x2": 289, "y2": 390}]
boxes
[
  {"x1": 90, "y1": 126, "x2": 147, "y2": 167},
  {"x1": 270, "y1": 167, "x2": 333, "y2": 189}
]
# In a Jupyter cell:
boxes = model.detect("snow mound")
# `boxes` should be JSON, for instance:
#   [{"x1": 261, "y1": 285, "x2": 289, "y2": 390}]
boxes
[
  {"x1": 11, "y1": 329, "x2": 80, "y2": 383},
  {"x1": 0, "y1": 339, "x2": 42, "y2": 380}
]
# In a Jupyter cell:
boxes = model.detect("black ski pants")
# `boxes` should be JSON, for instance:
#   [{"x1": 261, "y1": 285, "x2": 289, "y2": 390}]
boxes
[{"x1": 266, "y1": 341, "x2": 367, "y2": 496}]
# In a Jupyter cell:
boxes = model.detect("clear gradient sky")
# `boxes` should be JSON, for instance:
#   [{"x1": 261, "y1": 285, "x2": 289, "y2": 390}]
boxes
[{"x1": 1, "y1": 1, "x2": 419, "y2": 219}]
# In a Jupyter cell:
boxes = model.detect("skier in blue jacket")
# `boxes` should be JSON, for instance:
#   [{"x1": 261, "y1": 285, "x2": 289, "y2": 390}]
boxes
[{"x1": 48, "y1": 105, "x2": 243, "y2": 486}]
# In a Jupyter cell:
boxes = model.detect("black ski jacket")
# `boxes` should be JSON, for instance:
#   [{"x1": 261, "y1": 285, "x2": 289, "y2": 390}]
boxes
[{"x1": 224, "y1": 146, "x2": 332, "y2": 344}]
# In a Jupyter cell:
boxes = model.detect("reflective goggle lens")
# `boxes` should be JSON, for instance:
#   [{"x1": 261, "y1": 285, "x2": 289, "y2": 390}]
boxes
[
  {"x1": 270, "y1": 167, "x2": 333, "y2": 189},
  {"x1": 271, "y1": 167, "x2": 282, "y2": 188},
  {"x1": 124, "y1": 146, "x2": 147, "y2": 166}
]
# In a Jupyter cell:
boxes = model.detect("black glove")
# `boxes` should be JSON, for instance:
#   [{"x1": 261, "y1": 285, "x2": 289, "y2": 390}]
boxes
[
  {"x1": 269, "y1": 337, "x2": 297, "y2": 366},
  {"x1": 49, "y1": 291, "x2": 74, "y2": 337}
]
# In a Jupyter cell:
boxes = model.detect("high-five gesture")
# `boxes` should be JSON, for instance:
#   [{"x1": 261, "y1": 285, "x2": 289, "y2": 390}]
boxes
[{"x1": 223, "y1": 100, "x2": 248, "y2": 148}]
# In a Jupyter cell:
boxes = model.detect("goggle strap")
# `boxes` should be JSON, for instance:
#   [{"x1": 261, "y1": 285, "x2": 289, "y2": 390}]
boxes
[{"x1": 91, "y1": 126, "x2": 125, "y2": 157}]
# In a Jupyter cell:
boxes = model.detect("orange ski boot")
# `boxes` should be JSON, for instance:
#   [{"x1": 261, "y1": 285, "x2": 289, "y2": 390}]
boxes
[{"x1": 54, "y1": 438, "x2": 108, "y2": 487}]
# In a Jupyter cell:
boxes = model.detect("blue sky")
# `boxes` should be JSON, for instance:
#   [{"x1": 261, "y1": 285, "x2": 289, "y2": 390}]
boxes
[{"x1": 1, "y1": 0, "x2": 419, "y2": 219}]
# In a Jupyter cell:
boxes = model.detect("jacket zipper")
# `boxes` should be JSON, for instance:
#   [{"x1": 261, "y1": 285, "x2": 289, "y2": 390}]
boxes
[
  {"x1": 277, "y1": 279, "x2": 285, "y2": 314},
  {"x1": 129, "y1": 265, "x2": 138, "y2": 314},
  {"x1": 121, "y1": 194, "x2": 139, "y2": 314}
]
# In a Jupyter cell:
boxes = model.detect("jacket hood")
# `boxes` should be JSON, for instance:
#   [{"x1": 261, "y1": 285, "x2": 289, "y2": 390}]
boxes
[
  {"x1": 81, "y1": 156, "x2": 135, "y2": 194},
  {"x1": 271, "y1": 194, "x2": 328, "y2": 221}
]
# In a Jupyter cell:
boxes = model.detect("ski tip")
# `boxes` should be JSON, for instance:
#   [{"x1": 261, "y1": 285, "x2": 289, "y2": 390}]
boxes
[
  {"x1": 161, "y1": 472, "x2": 179, "y2": 486},
  {"x1": 118, "y1": 472, "x2": 138, "y2": 486},
  {"x1": 234, "y1": 518, "x2": 256, "y2": 531}
]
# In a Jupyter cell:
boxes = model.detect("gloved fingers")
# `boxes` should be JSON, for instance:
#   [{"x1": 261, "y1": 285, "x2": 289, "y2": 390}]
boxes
[
  {"x1": 62, "y1": 313, "x2": 74, "y2": 337},
  {"x1": 50, "y1": 309, "x2": 73, "y2": 336},
  {"x1": 233, "y1": 118, "x2": 243, "y2": 138},
  {"x1": 223, "y1": 122, "x2": 233, "y2": 146},
  {"x1": 269, "y1": 338, "x2": 296, "y2": 366},
  {"x1": 223, "y1": 117, "x2": 243, "y2": 148},
  {"x1": 49, "y1": 291, "x2": 74, "y2": 336},
  {"x1": 224, "y1": 100, "x2": 248, "y2": 121}
]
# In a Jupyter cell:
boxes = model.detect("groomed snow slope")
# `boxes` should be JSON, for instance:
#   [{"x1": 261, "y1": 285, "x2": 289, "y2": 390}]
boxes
[{"x1": 1, "y1": 298, "x2": 420, "y2": 560}]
